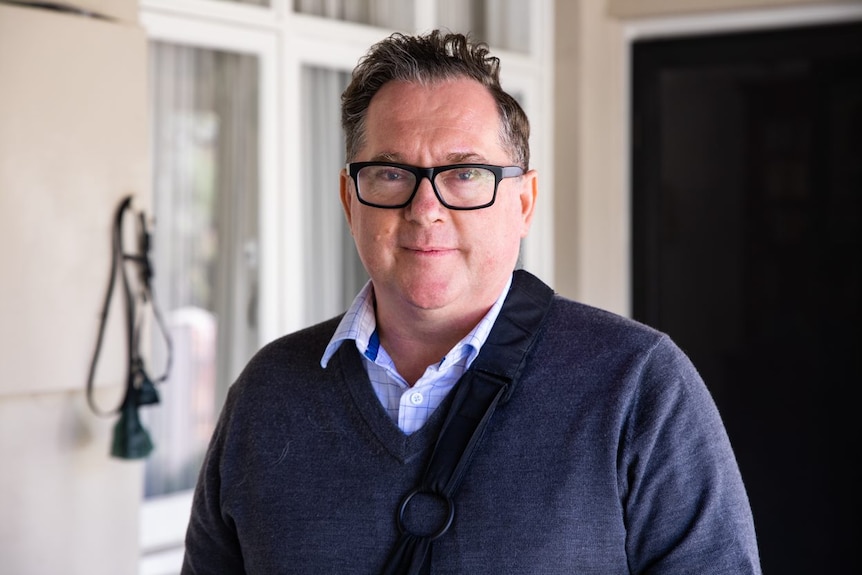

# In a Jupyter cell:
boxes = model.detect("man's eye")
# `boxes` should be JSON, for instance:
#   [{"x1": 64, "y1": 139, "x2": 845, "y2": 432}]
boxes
[
  {"x1": 444, "y1": 168, "x2": 491, "y2": 186},
  {"x1": 370, "y1": 168, "x2": 408, "y2": 183}
]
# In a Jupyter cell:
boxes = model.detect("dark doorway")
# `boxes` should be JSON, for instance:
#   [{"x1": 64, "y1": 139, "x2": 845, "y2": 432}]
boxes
[{"x1": 631, "y1": 21, "x2": 862, "y2": 574}]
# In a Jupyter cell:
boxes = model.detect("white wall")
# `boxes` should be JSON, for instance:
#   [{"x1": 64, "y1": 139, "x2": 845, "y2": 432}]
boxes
[
  {"x1": 553, "y1": 0, "x2": 628, "y2": 314},
  {"x1": 0, "y1": 2, "x2": 148, "y2": 573}
]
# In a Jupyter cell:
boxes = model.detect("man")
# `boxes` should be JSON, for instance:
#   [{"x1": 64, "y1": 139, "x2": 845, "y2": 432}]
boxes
[{"x1": 182, "y1": 31, "x2": 761, "y2": 574}]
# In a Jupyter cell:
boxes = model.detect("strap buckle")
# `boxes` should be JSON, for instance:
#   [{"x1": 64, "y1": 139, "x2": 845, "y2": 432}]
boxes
[{"x1": 396, "y1": 487, "x2": 455, "y2": 541}]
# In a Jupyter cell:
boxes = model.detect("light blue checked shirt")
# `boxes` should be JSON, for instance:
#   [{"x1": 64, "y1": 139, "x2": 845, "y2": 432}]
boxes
[{"x1": 320, "y1": 275, "x2": 512, "y2": 435}]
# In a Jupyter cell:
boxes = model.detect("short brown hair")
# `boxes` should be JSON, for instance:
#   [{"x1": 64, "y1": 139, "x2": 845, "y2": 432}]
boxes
[{"x1": 341, "y1": 30, "x2": 530, "y2": 169}]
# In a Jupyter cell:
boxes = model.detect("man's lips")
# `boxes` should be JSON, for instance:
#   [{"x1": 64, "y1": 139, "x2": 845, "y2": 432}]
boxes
[{"x1": 403, "y1": 245, "x2": 455, "y2": 254}]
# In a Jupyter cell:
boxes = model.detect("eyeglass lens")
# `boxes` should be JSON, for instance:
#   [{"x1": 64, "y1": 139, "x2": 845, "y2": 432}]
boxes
[{"x1": 356, "y1": 165, "x2": 496, "y2": 208}]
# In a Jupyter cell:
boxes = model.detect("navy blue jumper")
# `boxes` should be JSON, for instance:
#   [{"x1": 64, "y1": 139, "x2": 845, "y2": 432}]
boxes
[{"x1": 183, "y1": 277, "x2": 761, "y2": 574}]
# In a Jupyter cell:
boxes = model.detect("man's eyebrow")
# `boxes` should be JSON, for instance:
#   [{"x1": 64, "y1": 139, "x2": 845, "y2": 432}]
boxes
[
  {"x1": 372, "y1": 152, "x2": 401, "y2": 162},
  {"x1": 445, "y1": 152, "x2": 487, "y2": 164}
]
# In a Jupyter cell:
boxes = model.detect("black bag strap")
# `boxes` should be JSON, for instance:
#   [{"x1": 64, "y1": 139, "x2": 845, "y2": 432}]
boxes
[{"x1": 382, "y1": 270, "x2": 555, "y2": 575}]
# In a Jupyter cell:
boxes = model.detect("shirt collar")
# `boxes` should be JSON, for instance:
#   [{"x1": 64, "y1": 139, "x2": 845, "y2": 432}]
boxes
[
  {"x1": 320, "y1": 274, "x2": 513, "y2": 369},
  {"x1": 320, "y1": 280, "x2": 376, "y2": 367}
]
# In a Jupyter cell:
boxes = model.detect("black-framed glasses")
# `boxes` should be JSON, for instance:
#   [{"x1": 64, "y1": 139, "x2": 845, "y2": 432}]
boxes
[{"x1": 346, "y1": 162, "x2": 524, "y2": 210}]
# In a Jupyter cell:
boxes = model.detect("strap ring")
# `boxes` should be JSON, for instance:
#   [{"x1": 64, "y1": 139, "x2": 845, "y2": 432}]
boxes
[{"x1": 396, "y1": 488, "x2": 455, "y2": 541}]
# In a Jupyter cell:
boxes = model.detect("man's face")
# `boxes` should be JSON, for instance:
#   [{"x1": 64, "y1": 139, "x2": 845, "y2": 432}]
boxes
[{"x1": 340, "y1": 78, "x2": 537, "y2": 323}]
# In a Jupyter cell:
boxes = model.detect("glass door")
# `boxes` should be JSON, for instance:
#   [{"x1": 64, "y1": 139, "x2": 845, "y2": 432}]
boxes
[
  {"x1": 144, "y1": 41, "x2": 261, "y2": 499},
  {"x1": 138, "y1": 7, "x2": 278, "y2": 572}
]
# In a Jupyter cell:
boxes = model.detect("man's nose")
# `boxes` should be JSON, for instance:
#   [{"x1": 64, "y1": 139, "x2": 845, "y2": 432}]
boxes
[{"x1": 405, "y1": 175, "x2": 445, "y2": 219}]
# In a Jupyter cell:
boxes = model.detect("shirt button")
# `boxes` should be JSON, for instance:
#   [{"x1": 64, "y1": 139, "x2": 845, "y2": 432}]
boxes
[{"x1": 409, "y1": 391, "x2": 424, "y2": 406}]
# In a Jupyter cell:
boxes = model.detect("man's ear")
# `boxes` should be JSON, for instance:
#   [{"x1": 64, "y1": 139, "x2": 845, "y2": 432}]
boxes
[
  {"x1": 519, "y1": 169, "x2": 538, "y2": 238},
  {"x1": 339, "y1": 169, "x2": 353, "y2": 229}
]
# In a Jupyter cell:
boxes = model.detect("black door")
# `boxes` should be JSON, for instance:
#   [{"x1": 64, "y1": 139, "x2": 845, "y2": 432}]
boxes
[{"x1": 631, "y1": 21, "x2": 862, "y2": 574}]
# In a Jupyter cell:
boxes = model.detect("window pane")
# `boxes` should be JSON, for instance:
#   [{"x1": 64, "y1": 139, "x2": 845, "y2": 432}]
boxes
[
  {"x1": 144, "y1": 42, "x2": 260, "y2": 498},
  {"x1": 293, "y1": 0, "x2": 413, "y2": 30},
  {"x1": 300, "y1": 66, "x2": 367, "y2": 325},
  {"x1": 437, "y1": 0, "x2": 530, "y2": 53}
]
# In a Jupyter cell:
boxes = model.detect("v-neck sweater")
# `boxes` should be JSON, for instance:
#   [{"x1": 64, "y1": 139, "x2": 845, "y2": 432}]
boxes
[{"x1": 182, "y1": 291, "x2": 761, "y2": 574}]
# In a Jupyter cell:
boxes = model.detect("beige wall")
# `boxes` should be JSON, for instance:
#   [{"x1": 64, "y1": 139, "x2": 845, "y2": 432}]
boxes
[
  {"x1": 552, "y1": 0, "x2": 862, "y2": 315},
  {"x1": 0, "y1": 2, "x2": 146, "y2": 573},
  {"x1": 609, "y1": 0, "x2": 860, "y2": 18},
  {"x1": 553, "y1": 0, "x2": 628, "y2": 314}
]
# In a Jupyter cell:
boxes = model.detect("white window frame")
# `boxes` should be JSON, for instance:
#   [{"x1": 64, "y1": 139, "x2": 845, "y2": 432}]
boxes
[
  {"x1": 138, "y1": 5, "x2": 281, "y2": 573},
  {"x1": 137, "y1": 1, "x2": 553, "y2": 572}
]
